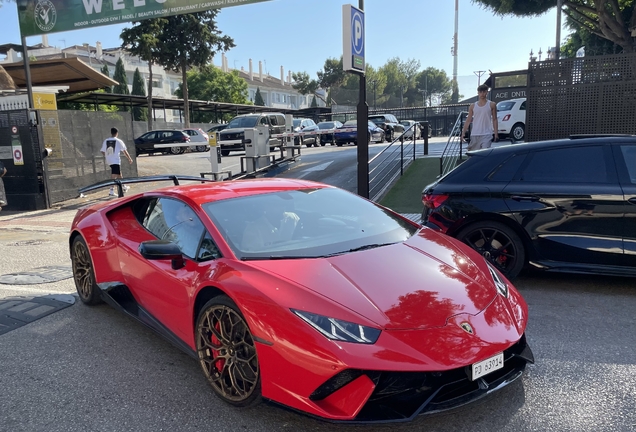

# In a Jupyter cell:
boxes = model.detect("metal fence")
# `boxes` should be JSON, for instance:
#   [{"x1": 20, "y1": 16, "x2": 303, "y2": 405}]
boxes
[
  {"x1": 326, "y1": 105, "x2": 469, "y2": 137},
  {"x1": 527, "y1": 53, "x2": 636, "y2": 141}
]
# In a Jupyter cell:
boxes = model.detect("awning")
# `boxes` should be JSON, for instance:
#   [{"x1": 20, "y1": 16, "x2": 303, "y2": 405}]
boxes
[{"x1": 2, "y1": 57, "x2": 117, "y2": 93}]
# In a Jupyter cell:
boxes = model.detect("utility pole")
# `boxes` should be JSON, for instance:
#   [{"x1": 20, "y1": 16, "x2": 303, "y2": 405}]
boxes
[
  {"x1": 452, "y1": 0, "x2": 459, "y2": 102},
  {"x1": 474, "y1": 70, "x2": 486, "y2": 86},
  {"x1": 555, "y1": 0, "x2": 563, "y2": 60}
]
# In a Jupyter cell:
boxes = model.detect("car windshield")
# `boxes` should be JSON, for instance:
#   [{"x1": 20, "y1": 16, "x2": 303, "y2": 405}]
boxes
[
  {"x1": 369, "y1": 117, "x2": 384, "y2": 125},
  {"x1": 318, "y1": 122, "x2": 334, "y2": 129},
  {"x1": 203, "y1": 188, "x2": 418, "y2": 260},
  {"x1": 227, "y1": 116, "x2": 259, "y2": 128},
  {"x1": 343, "y1": 120, "x2": 357, "y2": 126},
  {"x1": 293, "y1": 119, "x2": 302, "y2": 127},
  {"x1": 497, "y1": 101, "x2": 515, "y2": 111},
  {"x1": 400, "y1": 121, "x2": 412, "y2": 127}
]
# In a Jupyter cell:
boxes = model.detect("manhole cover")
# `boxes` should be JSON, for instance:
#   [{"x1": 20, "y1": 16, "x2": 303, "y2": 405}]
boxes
[
  {"x1": 0, "y1": 265, "x2": 73, "y2": 285},
  {"x1": 0, "y1": 294, "x2": 75, "y2": 335}
]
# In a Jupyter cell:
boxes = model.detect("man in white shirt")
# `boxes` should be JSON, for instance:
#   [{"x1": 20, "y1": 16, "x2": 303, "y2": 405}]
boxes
[
  {"x1": 461, "y1": 84, "x2": 498, "y2": 151},
  {"x1": 100, "y1": 127, "x2": 133, "y2": 196}
]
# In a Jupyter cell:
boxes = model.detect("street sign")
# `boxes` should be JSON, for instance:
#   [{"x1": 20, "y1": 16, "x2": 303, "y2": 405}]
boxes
[
  {"x1": 13, "y1": 145, "x2": 24, "y2": 166},
  {"x1": 342, "y1": 4, "x2": 365, "y2": 74},
  {"x1": 17, "y1": 0, "x2": 274, "y2": 37}
]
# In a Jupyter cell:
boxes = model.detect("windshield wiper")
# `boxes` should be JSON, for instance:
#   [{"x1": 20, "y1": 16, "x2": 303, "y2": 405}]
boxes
[{"x1": 321, "y1": 243, "x2": 395, "y2": 258}]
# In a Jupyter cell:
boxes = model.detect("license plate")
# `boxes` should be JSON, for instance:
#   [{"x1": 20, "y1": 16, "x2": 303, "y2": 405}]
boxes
[{"x1": 471, "y1": 352, "x2": 504, "y2": 380}]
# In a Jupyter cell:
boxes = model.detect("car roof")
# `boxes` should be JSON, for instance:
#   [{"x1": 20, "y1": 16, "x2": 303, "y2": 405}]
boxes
[
  {"x1": 147, "y1": 178, "x2": 331, "y2": 206},
  {"x1": 497, "y1": 98, "x2": 526, "y2": 103},
  {"x1": 469, "y1": 135, "x2": 636, "y2": 156}
]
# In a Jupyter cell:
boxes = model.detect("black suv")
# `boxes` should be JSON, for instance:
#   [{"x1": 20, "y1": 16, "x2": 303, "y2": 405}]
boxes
[
  {"x1": 421, "y1": 136, "x2": 636, "y2": 279},
  {"x1": 218, "y1": 113, "x2": 286, "y2": 156},
  {"x1": 134, "y1": 130, "x2": 191, "y2": 155},
  {"x1": 368, "y1": 114, "x2": 405, "y2": 142}
]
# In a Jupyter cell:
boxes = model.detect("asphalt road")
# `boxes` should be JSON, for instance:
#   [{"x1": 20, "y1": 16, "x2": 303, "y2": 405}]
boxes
[{"x1": 1, "y1": 141, "x2": 635, "y2": 431}]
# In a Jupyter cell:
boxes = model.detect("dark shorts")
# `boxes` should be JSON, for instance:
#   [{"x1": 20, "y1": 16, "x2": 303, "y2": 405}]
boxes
[{"x1": 110, "y1": 164, "x2": 121, "y2": 175}]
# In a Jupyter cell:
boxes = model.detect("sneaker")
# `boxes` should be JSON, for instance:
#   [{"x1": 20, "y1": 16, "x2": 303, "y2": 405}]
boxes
[{"x1": 108, "y1": 189, "x2": 116, "y2": 196}]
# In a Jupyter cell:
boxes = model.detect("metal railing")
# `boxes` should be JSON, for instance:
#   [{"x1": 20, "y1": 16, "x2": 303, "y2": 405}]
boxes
[
  {"x1": 368, "y1": 125, "x2": 419, "y2": 202},
  {"x1": 439, "y1": 112, "x2": 467, "y2": 176}
]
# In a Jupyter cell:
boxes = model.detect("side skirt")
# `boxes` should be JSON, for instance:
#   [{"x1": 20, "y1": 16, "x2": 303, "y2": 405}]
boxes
[{"x1": 97, "y1": 282, "x2": 197, "y2": 360}]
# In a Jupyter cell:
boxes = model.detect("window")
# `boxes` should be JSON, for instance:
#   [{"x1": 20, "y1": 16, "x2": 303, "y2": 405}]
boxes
[
  {"x1": 489, "y1": 153, "x2": 527, "y2": 182},
  {"x1": 143, "y1": 198, "x2": 212, "y2": 260},
  {"x1": 143, "y1": 132, "x2": 156, "y2": 140},
  {"x1": 620, "y1": 145, "x2": 636, "y2": 184},
  {"x1": 520, "y1": 101, "x2": 526, "y2": 110},
  {"x1": 519, "y1": 146, "x2": 609, "y2": 183}
]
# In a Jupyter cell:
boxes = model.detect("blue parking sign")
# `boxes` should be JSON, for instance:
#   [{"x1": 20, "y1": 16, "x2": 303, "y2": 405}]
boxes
[{"x1": 343, "y1": 4, "x2": 365, "y2": 73}]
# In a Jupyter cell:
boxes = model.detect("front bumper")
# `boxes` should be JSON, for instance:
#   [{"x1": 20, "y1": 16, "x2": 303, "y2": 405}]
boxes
[{"x1": 308, "y1": 334, "x2": 533, "y2": 423}]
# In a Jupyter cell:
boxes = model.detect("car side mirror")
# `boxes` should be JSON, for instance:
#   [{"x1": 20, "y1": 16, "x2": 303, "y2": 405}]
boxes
[{"x1": 139, "y1": 240, "x2": 185, "y2": 270}]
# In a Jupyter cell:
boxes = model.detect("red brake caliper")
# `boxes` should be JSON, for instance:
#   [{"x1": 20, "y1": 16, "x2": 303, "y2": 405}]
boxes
[{"x1": 211, "y1": 321, "x2": 225, "y2": 372}]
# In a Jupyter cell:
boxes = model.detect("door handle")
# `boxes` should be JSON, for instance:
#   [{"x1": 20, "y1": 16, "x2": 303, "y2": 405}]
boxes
[{"x1": 511, "y1": 195, "x2": 540, "y2": 202}]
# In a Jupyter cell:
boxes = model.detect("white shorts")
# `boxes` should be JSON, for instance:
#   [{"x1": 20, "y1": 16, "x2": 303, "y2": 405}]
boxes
[{"x1": 467, "y1": 135, "x2": 493, "y2": 151}]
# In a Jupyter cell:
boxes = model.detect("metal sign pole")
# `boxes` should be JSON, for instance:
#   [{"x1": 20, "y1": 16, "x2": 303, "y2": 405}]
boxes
[{"x1": 21, "y1": 36, "x2": 34, "y2": 109}]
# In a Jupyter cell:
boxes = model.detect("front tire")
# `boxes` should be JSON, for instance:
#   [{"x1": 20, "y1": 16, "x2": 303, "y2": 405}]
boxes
[
  {"x1": 196, "y1": 145, "x2": 209, "y2": 152},
  {"x1": 385, "y1": 129, "x2": 393, "y2": 142},
  {"x1": 71, "y1": 236, "x2": 102, "y2": 305},
  {"x1": 456, "y1": 221, "x2": 525, "y2": 279},
  {"x1": 196, "y1": 296, "x2": 261, "y2": 407},
  {"x1": 169, "y1": 146, "x2": 185, "y2": 155}
]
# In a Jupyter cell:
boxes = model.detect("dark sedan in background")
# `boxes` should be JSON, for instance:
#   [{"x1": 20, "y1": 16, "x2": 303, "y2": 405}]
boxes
[
  {"x1": 134, "y1": 130, "x2": 191, "y2": 155},
  {"x1": 421, "y1": 135, "x2": 636, "y2": 279},
  {"x1": 317, "y1": 120, "x2": 343, "y2": 145},
  {"x1": 333, "y1": 120, "x2": 385, "y2": 146}
]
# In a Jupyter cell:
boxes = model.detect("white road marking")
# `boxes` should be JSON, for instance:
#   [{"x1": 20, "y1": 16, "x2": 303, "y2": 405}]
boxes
[{"x1": 296, "y1": 161, "x2": 334, "y2": 178}]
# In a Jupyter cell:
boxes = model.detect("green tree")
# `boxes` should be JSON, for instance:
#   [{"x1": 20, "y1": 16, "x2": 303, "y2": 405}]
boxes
[
  {"x1": 131, "y1": 68, "x2": 148, "y2": 122},
  {"x1": 416, "y1": 67, "x2": 452, "y2": 106},
  {"x1": 254, "y1": 87, "x2": 265, "y2": 106},
  {"x1": 121, "y1": 18, "x2": 165, "y2": 130},
  {"x1": 292, "y1": 71, "x2": 319, "y2": 95},
  {"x1": 472, "y1": 0, "x2": 636, "y2": 53},
  {"x1": 317, "y1": 57, "x2": 347, "y2": 89},
  {"x1": 154, "y1": 11, "x2": 234, "y2": 127},
  {"x1": 175, "y1": 65, "x2": 250, "y2": 122},
  {"x1": 100, "y1": 64, "x2": 112, "y2": 93},
  {"x1": 112, "y1": 57, "x2": 129, "y2": 96}
]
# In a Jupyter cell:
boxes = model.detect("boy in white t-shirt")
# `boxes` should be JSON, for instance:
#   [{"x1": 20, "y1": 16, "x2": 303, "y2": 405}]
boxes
[{"x1": 100, "y1": 127, "x2": 133, "y2": 196}]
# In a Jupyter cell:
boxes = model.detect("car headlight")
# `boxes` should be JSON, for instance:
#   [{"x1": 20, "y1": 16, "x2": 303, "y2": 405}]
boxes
[
  {"x1": 291, "y1": 309, "x2": 381, "y2": 344},
  {"x1": 486, "y1": 262, "x2": 509, "y2": 298}
]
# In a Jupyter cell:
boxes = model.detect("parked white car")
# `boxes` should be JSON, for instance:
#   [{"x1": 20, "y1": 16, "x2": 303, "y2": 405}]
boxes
[
  {"x1": 496, "y1": 98, "x2": 526, "y2": 141},
  {"x1": 400, "y1": 120, "x2": 421, "y2": 139},
  {"x1": 183, "y1": 128, "x2": 210, "y2": 152}
]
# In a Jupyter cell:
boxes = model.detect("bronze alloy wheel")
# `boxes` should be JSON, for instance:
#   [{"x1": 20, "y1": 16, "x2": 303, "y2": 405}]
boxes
[
  {"x1": 71, "y1": 236, "x2": 102, "y2": 305},
  {"x1": 196, "y1": 297, "x2": 261, "y2": 406}
]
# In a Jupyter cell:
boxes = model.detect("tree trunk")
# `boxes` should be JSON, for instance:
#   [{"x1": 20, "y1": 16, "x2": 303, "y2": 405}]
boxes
[
  {"x1": 181, "y1": 58, "x2": 190, "y2": 128},
  {"x1": 147, "y1": 62, "x2": 153, "y2": 131},
  {"x1": 0, "y1": 65, "x2": 16, "y2": 90}
]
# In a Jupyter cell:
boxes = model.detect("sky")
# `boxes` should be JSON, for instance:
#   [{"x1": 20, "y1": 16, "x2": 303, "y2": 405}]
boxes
[{"x1": 0, "y1": 0, "x2": 567, "y2": 98}]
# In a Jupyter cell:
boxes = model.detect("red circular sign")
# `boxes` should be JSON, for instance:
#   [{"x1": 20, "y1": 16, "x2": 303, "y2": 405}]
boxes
[
  {"x1": 14, "y1": 149, "x2": 22, "y2": 160},
  {"x1": 11, "y1": 126, "x2": 18, "y2": 134}
]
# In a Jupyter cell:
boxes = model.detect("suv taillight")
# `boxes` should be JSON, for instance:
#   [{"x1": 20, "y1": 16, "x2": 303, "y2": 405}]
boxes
[
  {"x1": 422, "y1": 192, "x2": 449, "y2": 209},
  {"x1": 182, "y1": 135, "x2": 189, "y2": 142}
]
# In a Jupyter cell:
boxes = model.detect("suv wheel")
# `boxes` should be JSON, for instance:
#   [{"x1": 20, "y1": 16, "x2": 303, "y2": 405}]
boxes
[
  {"x1": 169, "y1": 146, "x2": 185, "y2": 155},
  {"x1": 385, "y1": 129, "x2": 393, "y2": 142},
  {"x1": 456, "y1": 221, "x2": 525, "y2": 279}
]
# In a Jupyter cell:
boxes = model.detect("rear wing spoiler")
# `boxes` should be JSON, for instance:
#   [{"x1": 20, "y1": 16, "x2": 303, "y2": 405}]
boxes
[{"x1": 78, "y1": 175, "x2": 217, "y2": 198}]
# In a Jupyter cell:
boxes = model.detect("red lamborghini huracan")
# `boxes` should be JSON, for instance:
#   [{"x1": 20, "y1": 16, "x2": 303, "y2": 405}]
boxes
[{"x1": 70, "y1": 176, "x2": 533, "y2": 423}]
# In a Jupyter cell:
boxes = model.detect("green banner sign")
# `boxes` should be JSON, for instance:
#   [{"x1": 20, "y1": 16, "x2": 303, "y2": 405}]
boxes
[{"x1": 17, "y1": 0, "x2": 272, "y2": 37}]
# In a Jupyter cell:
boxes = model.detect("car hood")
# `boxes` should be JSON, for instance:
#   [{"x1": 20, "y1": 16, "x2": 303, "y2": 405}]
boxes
[
  {"x1": 220, "y1": 128, "x2": 249, "y2": 135},
  {"x1": 247, "y1": 228, "x2": 497, "y2": 330}
]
